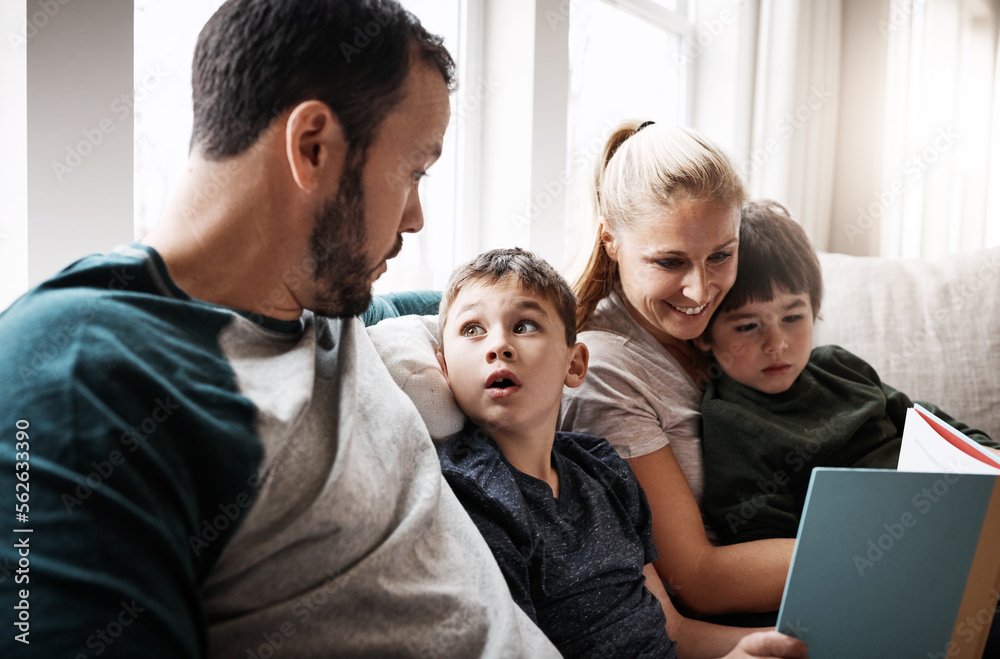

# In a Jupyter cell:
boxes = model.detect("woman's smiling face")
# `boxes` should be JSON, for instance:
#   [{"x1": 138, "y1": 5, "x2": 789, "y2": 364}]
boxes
[{"x1": 604, "y1": 198, "x2": 741, "y2": 345}]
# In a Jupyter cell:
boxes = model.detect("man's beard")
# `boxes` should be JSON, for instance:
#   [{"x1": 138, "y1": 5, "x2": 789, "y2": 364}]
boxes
[{"x1": 307, "y1": 169, "x2": 400, "y2": 318}]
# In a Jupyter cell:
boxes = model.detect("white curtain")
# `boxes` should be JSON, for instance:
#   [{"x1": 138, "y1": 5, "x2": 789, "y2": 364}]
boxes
[
  {"x1": 880, "y1": 0, "x2": 1000, "y2": 258},
  {"x1": 746, "y1": 0, "x2": 842, "y2": 251}
]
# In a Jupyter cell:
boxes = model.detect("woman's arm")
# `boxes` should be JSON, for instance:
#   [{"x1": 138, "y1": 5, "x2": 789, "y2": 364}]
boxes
[
  {"x1": 643, "y1": 564, "x2": 807, "y2": 659},
  {"x1": 630, "y1": 445, "x2": 794, "y2": 614}
]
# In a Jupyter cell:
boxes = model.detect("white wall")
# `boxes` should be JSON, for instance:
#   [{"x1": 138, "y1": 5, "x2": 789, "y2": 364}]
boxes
[
  {"x1": 0, "y1": 1, "x2": 27, "y2": 311},
  {"x1": 26, "y1": 0, "x2": 134, "y2": 287}
]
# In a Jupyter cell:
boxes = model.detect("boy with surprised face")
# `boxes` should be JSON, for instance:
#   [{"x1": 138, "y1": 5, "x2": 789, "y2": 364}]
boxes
[{"x1": 435, "y1": 247, "x2": 808, "y2": 659}]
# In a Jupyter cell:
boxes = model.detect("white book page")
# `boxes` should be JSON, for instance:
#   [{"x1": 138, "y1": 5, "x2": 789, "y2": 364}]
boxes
[{"x1": 897, "y1": 406, "x2": 1000, "y2": 475}]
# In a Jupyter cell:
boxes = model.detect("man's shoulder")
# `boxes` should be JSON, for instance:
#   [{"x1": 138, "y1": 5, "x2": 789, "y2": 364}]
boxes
[
  {"x1": 2, "y1": 246, "x2": 222, "y2": 335},
  {"x1": 0, "y1": 248, "x2": 244, "y2": 409}
]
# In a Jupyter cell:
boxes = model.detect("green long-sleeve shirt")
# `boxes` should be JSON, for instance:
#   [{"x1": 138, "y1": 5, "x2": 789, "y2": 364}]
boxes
[{"x1": 701, "y1": 344, "x2": 997, "y2": 545}]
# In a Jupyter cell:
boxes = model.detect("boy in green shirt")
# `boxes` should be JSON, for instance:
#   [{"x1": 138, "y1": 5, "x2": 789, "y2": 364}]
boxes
[{"x1": 694, "y1": 200, "x2": 998, "y2": 545}]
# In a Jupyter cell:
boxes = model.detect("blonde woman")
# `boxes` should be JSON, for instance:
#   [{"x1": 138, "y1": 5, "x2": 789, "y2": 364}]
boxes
[{"x1": 561, "y1": 121, "x2": 792, "y2": 619}]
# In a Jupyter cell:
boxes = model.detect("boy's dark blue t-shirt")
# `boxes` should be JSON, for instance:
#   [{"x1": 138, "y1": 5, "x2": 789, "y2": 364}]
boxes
[{"x1": 438, "y1": 424, "x2": 676, "y2": 659}]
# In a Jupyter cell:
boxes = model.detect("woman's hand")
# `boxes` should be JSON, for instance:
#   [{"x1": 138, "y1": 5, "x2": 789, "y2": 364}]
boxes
[{"x1": 721, "y1": 631, "x2": 808, "y2": 658}]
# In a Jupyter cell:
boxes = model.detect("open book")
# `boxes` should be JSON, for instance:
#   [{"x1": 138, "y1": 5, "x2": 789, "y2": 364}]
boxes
[
  {"x1": 897, "y1": 404, "x2": 1000, "y2": 475},
  {"x1": 776, "y1": 406, "x2": 1000, "y2": 658}
]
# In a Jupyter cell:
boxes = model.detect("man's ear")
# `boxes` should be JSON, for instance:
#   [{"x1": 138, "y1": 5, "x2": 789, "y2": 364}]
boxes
[
  {"x1": 564, "y1": 342, "x2": 589, "y2": 389},
  {"x1": 435, "y1": 346, "x2": 451, "y2": 385},
  {"x1": 598, "y1": 218, "x2": 618, "y2": 261},
  {"x1": 285, "y1": 100, "x2": 348, "y2": 192}
]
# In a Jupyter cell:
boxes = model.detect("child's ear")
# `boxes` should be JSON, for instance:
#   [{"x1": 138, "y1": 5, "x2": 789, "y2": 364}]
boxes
[
  {"x1": 435, "y1": 346, "x2": 450, "y2": 385},
  {"x1": 564, "y1": 342, "x2": 589, "y2": 389}
]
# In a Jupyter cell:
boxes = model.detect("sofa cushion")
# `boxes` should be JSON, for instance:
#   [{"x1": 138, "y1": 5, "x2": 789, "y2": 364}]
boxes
[
  {"x1": 366, "y1": 314, "x2": 466, "y2": 441},
  {"x1": 815, "y1": 247, "x2": 1000, "y2": 439}
]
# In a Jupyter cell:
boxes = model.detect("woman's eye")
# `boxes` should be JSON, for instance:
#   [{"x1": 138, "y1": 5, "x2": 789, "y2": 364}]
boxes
[
  {"x1": 412, "y1": 170, "x2": 428, "y2": 184},
  {"x1": 735, "y1": 323, "x2": 758, "y2": 333},
  {"x1": 708, "y1": 251, "x2": 733, "y2": 264},
  {"x1": 461, "y1": 324, "x2": 484, "y2": 338},
  {"x1": 656, "y1": 259, "x2": 685, "y2": 270},
  {"x1": 514, "y1": 321, "x2": 539, "y2": 334}
]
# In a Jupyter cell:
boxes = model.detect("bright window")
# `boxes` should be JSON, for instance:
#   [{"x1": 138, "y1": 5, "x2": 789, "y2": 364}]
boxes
[
  {"x1": 373, "y1": 0, "x2": 465, "y2": 295},
  {"x1": 563, "y1": 0, "x2": 696, "y2": 265},
  {"x1": 133, "y1": 0, "x2": 468, "y2": 294},
  {"x1": 568, "y1": 0, "x2": 690, "y2": 156},
  {"x1": 134, "y1": 0, "x2": 227, "y2": 239}
]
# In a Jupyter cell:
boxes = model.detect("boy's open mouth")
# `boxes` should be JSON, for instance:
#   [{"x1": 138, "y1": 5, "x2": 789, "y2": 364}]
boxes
[{"x1": 485, "y1": 369, "x2": 522, "y2": 394}]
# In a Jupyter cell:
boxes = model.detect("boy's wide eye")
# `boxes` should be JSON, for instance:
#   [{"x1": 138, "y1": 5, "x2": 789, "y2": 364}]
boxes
[
  {"x1": 514, "y1": 320, "x2": 539, "y2": 334},
  {"x1": 461, "y1": 324, "x2": 485, "y2": 338},
  {"x1": 783, "y1": 314, "x2": 803, "y2": 324}
]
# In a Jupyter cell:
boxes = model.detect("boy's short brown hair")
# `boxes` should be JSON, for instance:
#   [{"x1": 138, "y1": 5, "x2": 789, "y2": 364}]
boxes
[
  {"x1": 439, "y1": 248, "x2": 578, "y2": 346},
  {"x1": 714, "y1": 199, "x2": 823, "y2": 320}
]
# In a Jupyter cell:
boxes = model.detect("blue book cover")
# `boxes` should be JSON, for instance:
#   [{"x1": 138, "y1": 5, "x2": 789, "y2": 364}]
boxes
[{"x1": 776, "y1": 468, "x2": 1000, "y2": 658}]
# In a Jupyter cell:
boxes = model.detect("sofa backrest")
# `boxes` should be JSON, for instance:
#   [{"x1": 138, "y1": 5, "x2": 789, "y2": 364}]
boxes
[{"x1": 815, "y1": 247, "x2": 1000, "y2": 439}]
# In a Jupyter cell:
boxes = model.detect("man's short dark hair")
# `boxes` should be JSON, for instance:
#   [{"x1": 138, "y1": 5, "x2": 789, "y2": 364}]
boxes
[
  {"x1": 715, "y1": 199, "x2": 824, "y2": 319},
  {"x1": 440, "y1": 248, "x2": 579, "y2": 346},
  {"x1": 190, "y1": 0, "x2": 455, "y2": 161}
]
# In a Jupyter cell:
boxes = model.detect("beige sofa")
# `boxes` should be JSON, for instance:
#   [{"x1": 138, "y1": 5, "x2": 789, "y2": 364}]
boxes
[
  {"x1": 369, "y1": 245, "x2": 1000, "y2": 443},
  {"x1": 815, "y1": 246, "x2": 1000, "y2": 440}
]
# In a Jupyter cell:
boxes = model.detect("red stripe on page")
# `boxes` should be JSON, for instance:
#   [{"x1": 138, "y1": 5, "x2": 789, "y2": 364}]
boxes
[{"x1": 917, "y1": 409, "x2": 1000, "y2": 469}]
